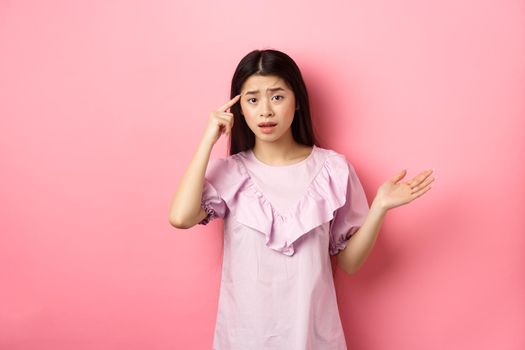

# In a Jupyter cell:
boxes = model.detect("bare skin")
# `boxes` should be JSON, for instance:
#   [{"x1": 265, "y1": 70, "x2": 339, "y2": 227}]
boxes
[
  {"x1": 239, "y1": 74, "x2": 309, "y2": 165},
  {"x1": 168, "y1": 94, "x2": 241, "y2": 228},
  {"x1": 377, "y1": 168, "x2": 435, "y2": 210}
]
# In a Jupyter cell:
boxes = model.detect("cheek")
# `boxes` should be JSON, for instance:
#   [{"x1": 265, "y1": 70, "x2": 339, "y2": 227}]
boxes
[
  {"x1": 242, "y1": 107, "x2": 257, "y2": 120},
  {"x1": 283, "y1": 106, "x2": 296, "y2": 123},
  {"x1": 241, "y1": 106, "x2": 254, "y2": 120},
  {"x1": 243, "y1": 113, "x2": 258, "y2": 128}
]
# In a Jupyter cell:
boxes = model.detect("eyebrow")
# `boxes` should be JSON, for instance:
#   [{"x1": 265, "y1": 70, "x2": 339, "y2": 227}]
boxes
[{"x1": 243, "y1": 87, "x2": 286, "y2": 95}]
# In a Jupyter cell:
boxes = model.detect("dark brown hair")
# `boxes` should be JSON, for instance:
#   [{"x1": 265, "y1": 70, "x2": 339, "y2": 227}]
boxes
[{"x1": 228, "y1": 49, "x2": 319, "y2": 155}]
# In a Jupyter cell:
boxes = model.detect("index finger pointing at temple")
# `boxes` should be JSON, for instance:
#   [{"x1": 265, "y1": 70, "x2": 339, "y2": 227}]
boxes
[{"x1": 217, "y1": 94, "x2": 241, "y2": 112}]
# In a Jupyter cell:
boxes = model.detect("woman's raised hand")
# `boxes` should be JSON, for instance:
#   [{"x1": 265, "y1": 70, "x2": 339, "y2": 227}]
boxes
[
  {"x1": 202, "y1": 94, "x2": 241, "y2": 145},
  {"x1": 373, "y1": 169, "x2": 435, "y2": 211}
]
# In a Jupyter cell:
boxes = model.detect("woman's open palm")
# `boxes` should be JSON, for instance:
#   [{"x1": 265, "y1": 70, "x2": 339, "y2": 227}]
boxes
[{"x1": 375, "y1": 169, "x2": 435, "y2": 210}]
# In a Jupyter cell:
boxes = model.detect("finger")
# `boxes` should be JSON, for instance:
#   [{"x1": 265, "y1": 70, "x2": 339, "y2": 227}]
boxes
[
  {"x1": 390, "y1": 169, "x2": 407, "y2": 184},
  {"x1": 408, "y1": 168, "x2": 434, "y2": 187},
  {"x1": 411, "y1": 184, "x2": 432, "y2": 199},
  {"x1": 410, "y1": 176, "x2": 435, "y2": 193},
  {"x1": 215, "y1": 115, "x2": 234, "y2": 134},
  {"x1": 413, "y1": 169, "x2": 433, "y2": 182},
  {"x1": 215, "y1": 114, "x2": 234, "y2": 125},
  {"x1": 217, "y1": 94, "x2": 241, "y2": 112},
  {"x1": 224, "y1": 119, "x2": 234, "y2": 135},
  {"x1": 211, "y1": 111, "x2": 233, "y2": 124},
  {"x1": 217, "y1": 112, "x2": 234, "y2": 118}
]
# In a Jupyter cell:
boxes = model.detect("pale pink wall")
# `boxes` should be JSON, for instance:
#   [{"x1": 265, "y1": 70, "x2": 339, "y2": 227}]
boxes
[{"x1": 1, "y1": 0, "x2": 524, "y2": 349}]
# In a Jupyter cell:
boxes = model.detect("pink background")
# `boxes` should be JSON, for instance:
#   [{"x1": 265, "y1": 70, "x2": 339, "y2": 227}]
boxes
[{"x1": 1, "y1": 0, "x2": 524, "y2": 349}]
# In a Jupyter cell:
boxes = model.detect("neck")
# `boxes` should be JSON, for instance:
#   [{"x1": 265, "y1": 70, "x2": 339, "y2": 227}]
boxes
[{"x1": 252, "y1": 131, "x2": 307, "y2": 166}]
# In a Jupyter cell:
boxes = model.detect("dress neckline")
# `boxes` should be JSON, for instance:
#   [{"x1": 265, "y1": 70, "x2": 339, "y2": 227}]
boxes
[
  {"x1": 235, "y1": 145, "x2": 328, "y2": 219},
  {"x1": 228, "y1": 147, "x2": 350, "y2": 256},
  {"x1": 248, "y1": 145, "x2": 317, "y2": 168}
]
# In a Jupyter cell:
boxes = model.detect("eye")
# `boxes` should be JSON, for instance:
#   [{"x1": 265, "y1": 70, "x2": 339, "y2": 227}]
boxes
[
  {"x1": 247, "y1": 98, "x2": 256, "y2": 104},
  {"x1": 273, "y1": 95, "x2": 284, "y2": 101}
]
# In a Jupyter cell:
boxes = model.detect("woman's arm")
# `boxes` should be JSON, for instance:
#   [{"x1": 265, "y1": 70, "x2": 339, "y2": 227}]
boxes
[
  {"x1": 168, "y1": 94, "x2": 240, "y2": 229},
  {"x1": 169, "y1": 138, "x2": 214, "y2": 229},
  {"x1": 337, "y1": 168, "x2": 434, "y2": 274},
  {"x1": 336, "y1": 200, "x2": 386, "y2": 274}
]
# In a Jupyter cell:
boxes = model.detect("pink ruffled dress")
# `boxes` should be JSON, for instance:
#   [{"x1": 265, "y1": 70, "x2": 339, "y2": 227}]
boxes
[{"x1": 199, "y1": 144, "x2": 369, "y2": 350}]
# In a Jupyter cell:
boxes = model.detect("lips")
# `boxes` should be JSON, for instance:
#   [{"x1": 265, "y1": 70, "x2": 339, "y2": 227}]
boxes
[{"x1": 258, "y1": 122, "x2": 277, "y2": 127}]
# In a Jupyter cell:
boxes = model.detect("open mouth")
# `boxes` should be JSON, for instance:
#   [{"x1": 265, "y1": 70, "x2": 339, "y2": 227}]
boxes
[
  {"x1": 258, "y1": 122, "x2": 277, "y2": 134},
  {"x1": 258, "y1": 122, "x2": 277, "y2": 127}
]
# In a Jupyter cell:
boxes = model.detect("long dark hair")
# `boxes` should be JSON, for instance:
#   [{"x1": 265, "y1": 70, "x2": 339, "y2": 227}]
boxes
[{"x1": 228, "y1": 49, "x2": 319, "y2": 155}]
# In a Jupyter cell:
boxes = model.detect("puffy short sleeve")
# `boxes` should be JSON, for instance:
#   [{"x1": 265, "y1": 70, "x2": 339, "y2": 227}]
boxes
[
  {"x1": 198, "y1": 159, "x2": 228, "y2": 225},
  {"x1": 328, "y1": 161, "x2": 369, "y2": 255}
]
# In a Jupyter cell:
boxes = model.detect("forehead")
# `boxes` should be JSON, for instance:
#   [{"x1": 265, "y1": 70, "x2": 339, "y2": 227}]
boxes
[{"x1": 241, "y1": 75, "x2": 290, "y2": 93}]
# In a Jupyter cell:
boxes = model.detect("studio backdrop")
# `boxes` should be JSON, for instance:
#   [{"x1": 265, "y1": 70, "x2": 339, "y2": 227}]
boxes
[{"x1": 1, "y1": 0, "x2": 524, "y2": 349}]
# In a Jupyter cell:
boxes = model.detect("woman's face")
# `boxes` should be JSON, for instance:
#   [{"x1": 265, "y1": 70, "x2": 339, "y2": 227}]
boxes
[{"x1": 239, "y1": 74, "x2": 297, "y2": 143}]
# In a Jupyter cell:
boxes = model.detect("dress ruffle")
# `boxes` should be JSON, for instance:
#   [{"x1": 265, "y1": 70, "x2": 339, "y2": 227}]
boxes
[
  {"x1": 200, "y1": 195, "x2": 220, "y2": 225},
  {"x1": 198, "y1": 158, "x2": 243, "y2": 225},
  {"x1": 210, "y1": 150, "x2": 351, "y2": 256}
]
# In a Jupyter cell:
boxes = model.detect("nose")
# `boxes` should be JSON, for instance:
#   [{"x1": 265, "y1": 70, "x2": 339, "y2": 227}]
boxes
[{"x1": 259, "y1": 99, "x2": 274, "y2": 117}]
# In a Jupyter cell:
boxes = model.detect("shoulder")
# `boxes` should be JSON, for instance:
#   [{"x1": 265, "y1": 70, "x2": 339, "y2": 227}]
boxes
[
  {"x1": 314, "y1": 146, "x2": 366, "y2": 189},
  {"x1": 206, "y1": 150, "x2": 249, "y2": 172},
  {"x1": 313, "y1": 146, "x2": 354, "y2": 172},
  {"x1": 204, "y1": 151, "x2": 251, "y2": 189},
  {"x1": 312, "y1": 145, "x2": 343, "y2": 160}
]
